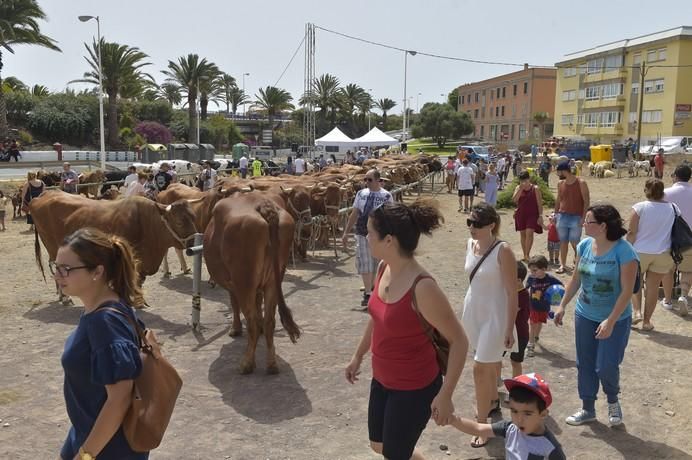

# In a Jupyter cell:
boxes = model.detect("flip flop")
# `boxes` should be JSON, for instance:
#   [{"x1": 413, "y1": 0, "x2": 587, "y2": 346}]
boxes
[
  {"x1": 631, "y1": 314, "x2": 643, "y2": 326},
  {"x1": 470, "y1": 435, "x2": 488, "y2": 448}
]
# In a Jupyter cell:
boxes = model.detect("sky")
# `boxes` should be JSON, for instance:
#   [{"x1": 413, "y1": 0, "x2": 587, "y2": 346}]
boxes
[{"x1": 5, "y1": 0, "x2": 692, "y2": 114}]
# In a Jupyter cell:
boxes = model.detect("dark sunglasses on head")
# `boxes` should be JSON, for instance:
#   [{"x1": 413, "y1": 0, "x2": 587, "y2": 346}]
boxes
[{"x1": 466, "y1": 218, "x2": 488, "y2": 228}]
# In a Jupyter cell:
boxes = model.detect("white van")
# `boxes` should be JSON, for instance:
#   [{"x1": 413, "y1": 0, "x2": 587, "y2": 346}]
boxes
[{"x1": 639, "y1": 136, "x2": 692, "y2": 155}]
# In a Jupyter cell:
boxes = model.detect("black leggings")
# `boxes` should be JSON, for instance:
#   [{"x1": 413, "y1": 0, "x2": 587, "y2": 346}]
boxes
[{"x1": 368, "y1": 374, "x2": 442, "y2": 460}]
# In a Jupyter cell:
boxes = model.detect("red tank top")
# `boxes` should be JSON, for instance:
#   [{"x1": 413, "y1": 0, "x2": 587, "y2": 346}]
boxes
[{"x1": 369, "y1": 267, "x2": 440, "y2": 390}]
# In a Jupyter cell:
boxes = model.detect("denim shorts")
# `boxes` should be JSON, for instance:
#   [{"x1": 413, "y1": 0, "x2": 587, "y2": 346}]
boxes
[{"x1": 556, "y1": 212, "x2": 582, "y2": 242}]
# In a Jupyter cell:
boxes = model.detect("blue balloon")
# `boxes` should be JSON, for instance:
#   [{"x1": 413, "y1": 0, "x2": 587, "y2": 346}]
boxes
[{"x1": 544, "y1": 284, "x2": 565, "y2": 306}]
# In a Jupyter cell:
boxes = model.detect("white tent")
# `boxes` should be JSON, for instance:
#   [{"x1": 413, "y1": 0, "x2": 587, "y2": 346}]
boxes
[
  {"x1": 315, "y1": 127, "x2": 354, "y2": 147},
  {"x1": 352, "y1": 127, "x2": 399, "y2": 146}
]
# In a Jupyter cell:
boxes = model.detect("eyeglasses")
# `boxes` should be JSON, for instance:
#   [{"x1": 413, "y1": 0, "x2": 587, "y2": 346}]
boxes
[
  {"x1": 364, "y1": 178, "x2": 373, "y2": 183},
  {"x1": 48, "y1": 261, "x2": 92, "y2": 278},
  {"x1": 467, "y1": 218, "x2": 488, "y2": 228},
  {"x1": 583, "y1": 220, "x2": 599, "y2": 225}
]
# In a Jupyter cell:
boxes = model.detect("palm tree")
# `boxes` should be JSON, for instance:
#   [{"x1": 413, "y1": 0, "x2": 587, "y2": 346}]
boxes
[
  {"x1": 198, "y1": 67, "x2": 221, "y2": 120},
  {"x1": 301, "y1": 73, "x2": 341, "y2": 128},
  {"x1": 2, "y1": 76, "x2": 27, "y2": 92},
  {"x1": 375, "y1": 98, "x2": 397, "y2": 128},
  {"x1": 339, "y1": 83, "x2": 370, "y2": 135},
  {"x1": 227, "y1": 86, "x2": 249, "y2": 115},
  {"x1": 157, "y1": 82, "x2": 182, "y2": 107},
  {"x1": 254, "y1": 86, "x2": 294, "y2": 148},
  {"x1": 31, "y1": 84, "x2": 48, "y2": 97},
  {"x1": 0, "y1": 0, "x2": 61, "y2": 137},
  {"x1": 162, "y1": 54, "x2": 218, "y2": 142},
  {"x1": 71, "y1": 38, "x2": 152, "y2": 147},
  {"x1": 533, "y1": 111, "x2": 549, "y2": 141},
  {"x1": 218, "y1": 73, "x2": 236, "y2": 114}
]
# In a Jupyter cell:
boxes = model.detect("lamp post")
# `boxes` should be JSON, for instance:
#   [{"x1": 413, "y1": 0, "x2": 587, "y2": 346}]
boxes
[
  {"x1": 367, "y1": 88, "x2": 373, "y2": 131},
  {"x1": 403, "y1": 50, "x2": 417, "y2": 143},
  {"x1": 242, "y1": 72, "x2": 250, "y2": 116},
  {"x1": 417, "y1": 92, "x2": 421, "y2": 113},
  {"x1": 196, "y1": 75, "x2": 209, "y2": 144},
  {"x1": 78, "y1": 15, "x2": 105, "y2": 170}
]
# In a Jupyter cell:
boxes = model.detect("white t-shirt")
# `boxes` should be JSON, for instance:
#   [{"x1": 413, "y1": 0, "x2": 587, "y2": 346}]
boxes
[
  {"x1": 125, "y1": 181, "x2": 145, "y2": 197},
  {"x1": 294, "y1": 158, "x2": 306, "y2": 174},
  {"x1": 239, "y1": 156, "x2": 248, "y2": 169},
  {"x1": 664, "y1": 182, "x2": 692, "y2": 227},
  {"x1": 632, "y1": 200, "x2": 677, "y2": 254},
  {"x1": 456, "y1": 166, "x2": 475, "y2": 190},
  {"x1": 352, "y1": 188, "x2": 393, "y2": 214},
  {"x1": 124, "y1": 173, "x2": 138, "y2": 188},
  {"x1": 497, "y1": 158, "x2": 506, "y2": 172}
]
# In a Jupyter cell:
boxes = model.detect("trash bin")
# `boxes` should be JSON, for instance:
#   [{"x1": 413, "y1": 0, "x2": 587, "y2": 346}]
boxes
[
  {"x1": 199, "y1": 143, "x2": 216, "y2": 161},
  {"x1": 612, "y1": 144, "x2": 627, "y2": 163},
  {"x1": 183, "y1": 143, "x2": 200, "y2": 162},
  {"x1": 232, "y1": 143, "x2": 249, "y2": 160},
  {"x1": 589, "y1": 145, "x2": 612, "y2": 163}
]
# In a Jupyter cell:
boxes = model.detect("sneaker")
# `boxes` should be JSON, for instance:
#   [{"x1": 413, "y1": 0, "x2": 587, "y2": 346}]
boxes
[
  {"x1": 360, "y1": 293, "x2": 371, "y2": 307},
  {"x1": 565, "y1": 409, "x2": 597, "y2": 426},
  {"x1": 608, "y1": 401, "x2": 623, "y2": 426},
  {"x1": 526, "y1": 343, "x2": 535, "y2": 357},
  {"x1": 678, "y1": 296, "x2": 688, "y2": 316},
  {"x1": 661, "y1": 299, "x2": 674, "y2": 310}
]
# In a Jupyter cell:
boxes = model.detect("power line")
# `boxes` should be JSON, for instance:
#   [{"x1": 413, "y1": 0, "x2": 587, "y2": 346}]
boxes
[{"x1": 274, "y1": 34, "x2": 306, "y2": 87}]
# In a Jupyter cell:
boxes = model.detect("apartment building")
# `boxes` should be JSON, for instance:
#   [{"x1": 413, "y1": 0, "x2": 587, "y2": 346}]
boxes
[
  {"x1": 554, "y1": 26, "x2": 692, "y2": 145},
  {"x1": 456, "y1": 65, "x2": 557, "y2": 146}
]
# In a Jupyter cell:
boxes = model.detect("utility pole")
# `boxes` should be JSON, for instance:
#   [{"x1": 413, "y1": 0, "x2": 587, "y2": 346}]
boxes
[{"x1": 635, "y1": 62, "x2": 646, "y2": 160}]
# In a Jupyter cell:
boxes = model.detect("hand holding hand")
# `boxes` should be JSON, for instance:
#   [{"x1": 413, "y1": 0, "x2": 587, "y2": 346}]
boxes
[{"x1": 431, "y1": 394, "x2": 454, "y2": 426}]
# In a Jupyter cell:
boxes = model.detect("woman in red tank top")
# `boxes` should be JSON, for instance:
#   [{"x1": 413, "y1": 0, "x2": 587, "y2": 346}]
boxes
[
  {"x1": 512, "y1": 171, "x2": 544, "y2": 261},
  {"x1": 345, "y1": 200, "x2": 469, "y2": 460}
]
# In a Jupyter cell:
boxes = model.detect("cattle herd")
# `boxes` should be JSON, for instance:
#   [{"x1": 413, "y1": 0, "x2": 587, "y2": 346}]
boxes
[{"x1": 27, "y1": 153, "x2": 442, "y2": 374}]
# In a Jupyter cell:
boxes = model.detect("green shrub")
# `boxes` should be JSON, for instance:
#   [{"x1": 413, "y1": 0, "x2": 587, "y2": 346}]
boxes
[
  {"x1": 496, "y1": 174, "x2": 555, "y2": 209},
  {"x1": 18, "y1": 129, "x2": 33, "y2": 145}
]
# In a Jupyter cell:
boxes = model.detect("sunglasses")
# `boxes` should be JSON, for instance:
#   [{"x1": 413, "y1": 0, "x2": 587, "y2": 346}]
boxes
[
  {"x1": 365, "y1": 177, "x2": 380, "y2": 183},
  {"x1": 466, "y1": 218, "x2": 488, "y2": 228},
  {"x1": 49, "y1": 261, "x2": 92, "y2": 278}
]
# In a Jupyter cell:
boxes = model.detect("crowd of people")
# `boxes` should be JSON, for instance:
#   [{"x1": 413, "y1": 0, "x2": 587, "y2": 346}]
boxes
[{"x1": 0, "y1": 138, "x2": 21, "y2": 162}]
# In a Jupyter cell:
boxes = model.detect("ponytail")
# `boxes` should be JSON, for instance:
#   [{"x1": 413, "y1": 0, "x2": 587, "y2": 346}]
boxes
[{"x1": 109, "y1": 236, "x2": 145, "y2": 308}]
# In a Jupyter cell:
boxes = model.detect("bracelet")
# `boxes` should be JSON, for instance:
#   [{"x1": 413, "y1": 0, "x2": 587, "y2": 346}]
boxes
[{"x1": 79, "y1": 446, "x2": 96, "y2": 460}]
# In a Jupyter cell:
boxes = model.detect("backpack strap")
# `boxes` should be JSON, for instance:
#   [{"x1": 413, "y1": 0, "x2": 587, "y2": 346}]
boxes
[{"x1": 96, "y1": 302, "x2": 146, "y2": 347}]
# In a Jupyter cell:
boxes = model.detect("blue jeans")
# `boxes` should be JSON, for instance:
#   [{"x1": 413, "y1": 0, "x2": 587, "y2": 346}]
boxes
[
  {"x1": 575, "y1": 313, "x2": 631, "y2": 411},
  {"x1": 557, "y1": 212, "x2": 582, "y2": 242}
]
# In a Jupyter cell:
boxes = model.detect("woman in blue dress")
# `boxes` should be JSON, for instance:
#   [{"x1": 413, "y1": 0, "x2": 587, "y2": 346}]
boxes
[
  {"x1": 55, "y1": 228, "x2": 149, "y2": 460},
  {"x1": 484, "y1": 163, "x2": 499, "y2": 207}
]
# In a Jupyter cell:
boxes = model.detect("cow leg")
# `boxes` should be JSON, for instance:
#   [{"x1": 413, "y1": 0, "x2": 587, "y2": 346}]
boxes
[
  {"x1": 263, "y1": 287, "x2": 279, "y2": 374},
  {"x1": 162, "y1": 250, "x2": 172, "y2": 278},
  {"x1": 239, "y1": 303, "x2": 259, "y2": 374},
  {"x1": 55, "y1": 280, "x2": 73, "y2": 306},
  {"x1": 229, "y1": 291, "x2": 242, "y2": 337},
  {"x1": 175, "y1": 248, "x2": 191, "y2": 274}
]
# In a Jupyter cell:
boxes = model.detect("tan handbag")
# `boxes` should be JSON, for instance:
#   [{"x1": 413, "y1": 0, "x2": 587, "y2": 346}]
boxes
[{"x1": 101, "y1": 306, "x2": 182, "y2": 452}]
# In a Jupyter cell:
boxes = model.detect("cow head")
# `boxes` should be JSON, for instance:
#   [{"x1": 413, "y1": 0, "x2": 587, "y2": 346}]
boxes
[
  {"x1": 280, "y1": 185, "x2": 312, "y2": 225},
  {"x1": 157, "y1": 200, "x2": 198, "y2": 247}
]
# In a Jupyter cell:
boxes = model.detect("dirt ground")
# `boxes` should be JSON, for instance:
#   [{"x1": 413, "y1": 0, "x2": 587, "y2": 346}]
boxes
[{"x1": 1, "y1": 167, "x2": 691, "y2": 460}]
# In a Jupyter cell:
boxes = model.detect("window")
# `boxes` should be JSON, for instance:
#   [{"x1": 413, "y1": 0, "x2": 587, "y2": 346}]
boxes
[
  {"x1": 511, "y1": 124, "x2": 515, "y2": 140},
  {"x1": 563, "y1": 67, "x2": 577, "y2": 77},
  {"x1": 490, "y1": 125, "x2": 497, "y2": 139},
  {"x1": 501, "y1": 106, "x2": 505, "y2": 116},
  {"x1": 562, "y1": 90, "x2": 577, "y2": 101},
  {"x1": 497, "y1": 88, "x2": 501, "y2": 98},
  {"x1": 475, "y1": 92, "x2": 479, "y2": 103},
  {"x1": 519, "y1": 124, "x2": 526, "y2": 140},
  {"x1": 604, "y1": 54, "x2": 623, "y2": 71},
  {"x1": 658, "y1": 48, "x2": 666, "y2": 61},
  {"x1": 587, "y1": 58, "x2": 604, "y2": 74},
  {"x1": 523, "y1": 82, "x2": 528, "y2": 94},
  {"x1": 601, "y1": 111, "x2": 622, "y2": 127},
  {"x1": 495, "y1": 106, "x2": 500, "y2": 117},
  {"x1": 631, "y1": 82, "x2": 639, "y2": 94},
  {"x1": 602, "y1": 83, "x2": 624, "y2": 99},
  {"x1": 513, "y1": 84, "x2": 517, "y2": 96},
  {"x1": 647, "y1": 49, "x2": 656, "y2": 62},
  {"x1": 502, "y1": 87, "x2": 506, "y2": 98},
  {"x1": 490, "y1": 90, "x2": 494, "y2": 100},
  {"x1": 474, "y1": 109, "x2": 479, "y2": 118},
  {"x1": 633, "y1": 53, "x2": 641, "y2": 65},
  {"x1": 585, "y1": 86, "x2": 600, "y2": 100},
  {"x1": 480, "y1": 125, "x2": 485, "y2": 138},
  {"x1": 325, "y1": 146, "x2": 339, "y2": 153},
  {"x1": 642, "y1": 110, "x2": 662, "y2": 123},
  {"x1": 461, "y1": 95, "x2": 465, "y2": 105},
  {"x1": 481, "y1": 107, "x2": 485, "y2": 118},
  {"x1": 578, "y1": 63, "x2": 587, "y2": 74},
  {"x1": 481, "y1": 94, "x2": 486, "y2": 105},
  {"x1": 561, "y1": 114, "x2": 575, "y2": 125},
  {"x1": 584, "y1": 112, "x2": 599, "y2": 128},
  {"x1": 644, "y1": 79, "x2": 664, "y2": 93},
  {"x1": 578, "y1": 89, "x2": 586, "y2": 99}
]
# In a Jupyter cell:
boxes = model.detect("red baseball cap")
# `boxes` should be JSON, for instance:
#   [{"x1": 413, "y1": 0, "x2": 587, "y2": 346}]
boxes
[{"x1": 504, "y1": 373, "x2": 552, "y2": 408}]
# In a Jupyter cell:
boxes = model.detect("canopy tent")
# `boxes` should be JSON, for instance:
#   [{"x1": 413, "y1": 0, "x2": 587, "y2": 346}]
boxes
[
  {"x1": 315, "y1": 127, "x2": 354, "y2": 147},
  {"x1": 351, "y1": 127, "x2": 399, "y2": 146}
]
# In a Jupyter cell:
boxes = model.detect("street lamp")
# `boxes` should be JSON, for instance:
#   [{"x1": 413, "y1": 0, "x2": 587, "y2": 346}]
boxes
[
  {"x1": 403, "y1": 50, "x2": 417, "y2": 143},
  {"x1": 242, "y1": 72, "x2": 250, "y2": 116},
  {"x1": 367, "y1": 88, "x2": 373, "y2": 131},
  {"x1": 78, "y1": 15, "x2": 105, "y2": 170},
  {"x1": 417, "y1": 92, "x2": 421, "y2": 113}
]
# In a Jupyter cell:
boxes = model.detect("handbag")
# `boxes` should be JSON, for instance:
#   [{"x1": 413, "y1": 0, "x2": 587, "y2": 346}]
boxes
[
  {"x1": 100, "y1": 306, "x2": 182, "y2": 452},
  {"x1": 410, "y1": 275, "x2": 450, "y2": 375},
  {"x1": 469, "y1": 239, "x2": 504, "y2": 284},
  {"x1": 671, "y1": 203, "x2": 692, "y2": 265}
]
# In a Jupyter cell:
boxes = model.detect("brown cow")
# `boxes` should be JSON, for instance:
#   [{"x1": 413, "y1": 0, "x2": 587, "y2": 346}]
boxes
[
  {"x1": 78, "y1": 170, "x2": 106, "y2": 198},
  {"x1": 30, "y1": 190, "x2": 198, "y2": 303},
  {"x1": 203, "y1": 192, "x2": 300, "y2": 374}
]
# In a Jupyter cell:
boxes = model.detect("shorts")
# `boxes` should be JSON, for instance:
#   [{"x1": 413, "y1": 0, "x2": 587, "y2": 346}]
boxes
[
  {"x1": 530, "y1": 310, "x2": 549, "y2": 324},
  {"x1": 368, "y1": 374, "x2": 442, "y2": 460},
  {"x1": 458, "y1": 188, "x2": 474, "y2": 197},
  {"x1": 355, "y1": 235, "x2": 378, "y2": 274},
  {"x1": 556, "y1": 212, "x2": 582, "y2": 242},
  {"x1": 678, "y1": 248, "x2": 692, "y2": 273},
  {"x1": 638, "y1": 251, "x2": 675, "y2": 274},
  {"x1": 548, "y1": 240, "x2": 560, "y2": 252},
  {"x1": 510, "y1": 335, "x2": 529, "y2": 363},
  {"x1": 0, "y1": 210, "x2": 5, "y2": 218}
]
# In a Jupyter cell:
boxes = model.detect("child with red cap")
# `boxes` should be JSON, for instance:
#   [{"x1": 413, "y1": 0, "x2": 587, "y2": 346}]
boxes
[{"x1": 450, "y1": 373, "x2": 565, "y2": 458}]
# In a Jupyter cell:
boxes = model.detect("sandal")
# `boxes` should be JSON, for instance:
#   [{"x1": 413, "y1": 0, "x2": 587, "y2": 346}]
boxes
[
  {"x1": 470, "y1": 435, "x2": 488, "y2": 448},
  {"x1": 631, "y1": 313, "x2": 643, "y2": 326},
  {"x1": 487, "y1": 399, "x2": 501, "y2": 417},
  {"x1": 555, "y1": 266, "x2": 566, "y2": 274},
  {"x1": 642, "y1": 323, "x2": 655, "y2": 331}
]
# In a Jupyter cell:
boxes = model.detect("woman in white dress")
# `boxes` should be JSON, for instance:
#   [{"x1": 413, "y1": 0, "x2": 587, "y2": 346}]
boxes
[{"x1": 462, "y1": 202, "x2": 518, "y2": 448}]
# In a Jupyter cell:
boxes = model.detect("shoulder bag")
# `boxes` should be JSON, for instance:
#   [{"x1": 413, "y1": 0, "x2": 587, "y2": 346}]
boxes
[
  {"x1": 469, "y1": 239, "x2": 504, "y2": 284},
  {"x1": 410, "y1": 275, "x2": 450, "y2": 375},
  {"x1": 671, "y1": 203, "x2": 692, "y2": 264},
  {"x1": 100, "y1": 306, "x2": 182, "y2": 452}
]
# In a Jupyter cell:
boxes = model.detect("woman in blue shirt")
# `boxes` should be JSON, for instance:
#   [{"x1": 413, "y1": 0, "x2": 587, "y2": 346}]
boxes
[
  {"x1": 553, "y1": 204, "x2": 638, "y2": 428},
  {"x1": 55, "y1": 228, "x2": 148, "y2": 460}
]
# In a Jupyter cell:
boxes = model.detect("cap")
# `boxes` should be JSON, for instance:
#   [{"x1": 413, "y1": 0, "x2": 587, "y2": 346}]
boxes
[
  {"x1": 556, "y1": 161, "x2": 571, "y2": 171},
  {"x1": 504, "y1": 372, "x2": 552, "y2": 408}
]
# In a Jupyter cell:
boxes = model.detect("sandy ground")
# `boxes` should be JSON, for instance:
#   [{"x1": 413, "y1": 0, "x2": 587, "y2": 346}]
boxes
[{"x1": 0, "y1": 168, "x2": 691, "y2": 460}]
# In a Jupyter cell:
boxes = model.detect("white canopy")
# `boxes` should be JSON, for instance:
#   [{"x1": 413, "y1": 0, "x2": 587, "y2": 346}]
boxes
[
  {"x1": 352, "y1": 127, "x2": 399, "y2": 146},
  {"x1": 315, "y1": 127, "x2": 354, "y2": 147}
]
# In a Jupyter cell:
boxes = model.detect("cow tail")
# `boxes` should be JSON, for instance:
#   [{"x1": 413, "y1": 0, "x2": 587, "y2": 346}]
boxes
[
  {"x1": 257, "y1": 201, "x2": 301, "y2": 343},
  {"x1": 35, "y1": 227, "x2": 46, "y2": 282}
]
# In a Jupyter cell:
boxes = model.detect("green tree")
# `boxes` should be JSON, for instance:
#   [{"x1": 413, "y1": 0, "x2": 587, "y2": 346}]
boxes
[
  {"x1": 30, "y1": 84, "x2": 48, "y2": 97},
  {"x1": 339, "y1": 83, "x2": 370, "y2": 136},
  {"x1": 157, "y1": 82, "x2": 181, "y2": 107},
  {"x1": 203, "y1": 114, "x2": 242, "y2": 148},
  {"x1": 447, "y1": 88, "x2": 459, "y2": 110},
  {"x1": 198, "y1": 66, "x2": 221, "y2": 120},
  {"x1": 28, "y1": 92, "x2": 98, "y2": 145},
  {"x1": 254, "y1": 86, "x2": 294, "y2": 149},
  {"x1": 162, "y1": 54, "x2": 218, "y2": 142},
  {"x1": 218, "y1": 73, "x2": 236, "y2": 114},
  {"x1": 227, "y1": 85, "x2": 249, "y2": 115},
  {"x1": 5, "y1": 89, "x2": 34, "y2": 125},
  {"x1": 410, "y1": 102, "x2": 474, "y2": 147},
  {"x1": 301, "y1": 73, "x2": 341, "y2": 131},
  {"x1": 132, "y1": 99, "x2": 173, "y2": 125},
  {"x1": 2, "y1": 75, "x2": 27, "y2": 92},
  {"x1": 0, "y1": 0, "x2": 61, "y2": 137},
  {"x1": 533, "y1": 112, "x2": 549, "y2": 141},
  {"x1": 71, "y1": 38, "x2": 152, "y2": 148},
  {"x1": 375, "y1": 98, "x2": 397, "y2": 128}
]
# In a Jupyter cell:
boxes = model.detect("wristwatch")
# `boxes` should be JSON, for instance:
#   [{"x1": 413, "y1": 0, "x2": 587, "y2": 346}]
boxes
[{"x1": 79, "y1": 446, "x2": 96, "y2": 460}]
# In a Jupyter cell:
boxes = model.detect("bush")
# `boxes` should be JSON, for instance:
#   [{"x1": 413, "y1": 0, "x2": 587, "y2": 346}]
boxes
[
  {"x1": 134, "y1": 121, "x2": 173, "y2": 144},
  {"x1": 133, "y1": 100, "x2": 173, "y2": 125},
  {"x1": 496, "y1": 174, "x2": 555, "y2": 209},
  {"x1": 28, "y1": 93, "x2": 99, "y2": 145},
  {"x1": 18, "y1": 129, "x2": 33, "y2": 145},
  {"x1": 5, "y1": 90, "x2": 35, "y2": 126}
]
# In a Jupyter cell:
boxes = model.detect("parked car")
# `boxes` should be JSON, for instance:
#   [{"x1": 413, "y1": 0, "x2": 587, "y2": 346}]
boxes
[
  {"x1": 639, "y1": 136, "x2": 692, "y2": 155},
  {"x1": 459, "y1": 145, "x2": 490, "y2": 162}
]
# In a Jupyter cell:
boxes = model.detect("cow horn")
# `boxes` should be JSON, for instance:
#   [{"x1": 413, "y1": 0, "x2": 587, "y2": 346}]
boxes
[
  {"x1": 280, "y1": 186, "x2": 293, "y2": 193},
  {"x1": 241, "y1": 187, "x2": 252, "y2": 192},
  {"x1": 340, "y1": 186, "x2": 349, "y2": 191},
  {"x1": 186, "y1": 197, "x2": 204, "y2": 204},
  {"x1": 165, "y1": 204, "x2": 172, "y2": 212}
]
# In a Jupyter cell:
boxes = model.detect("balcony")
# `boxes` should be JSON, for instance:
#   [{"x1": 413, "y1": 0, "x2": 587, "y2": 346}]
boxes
[
  {"x1": 581, "y1": 124, "x2": 624, "y2": 135},
  {"x1": 581, "y1": 97, "x2": 626, "y2": 109}
]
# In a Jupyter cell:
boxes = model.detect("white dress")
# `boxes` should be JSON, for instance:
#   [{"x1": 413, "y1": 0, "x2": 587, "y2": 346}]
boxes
[{"x1": 462, "y1": 238, "x2": 516, "y2": 363}]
